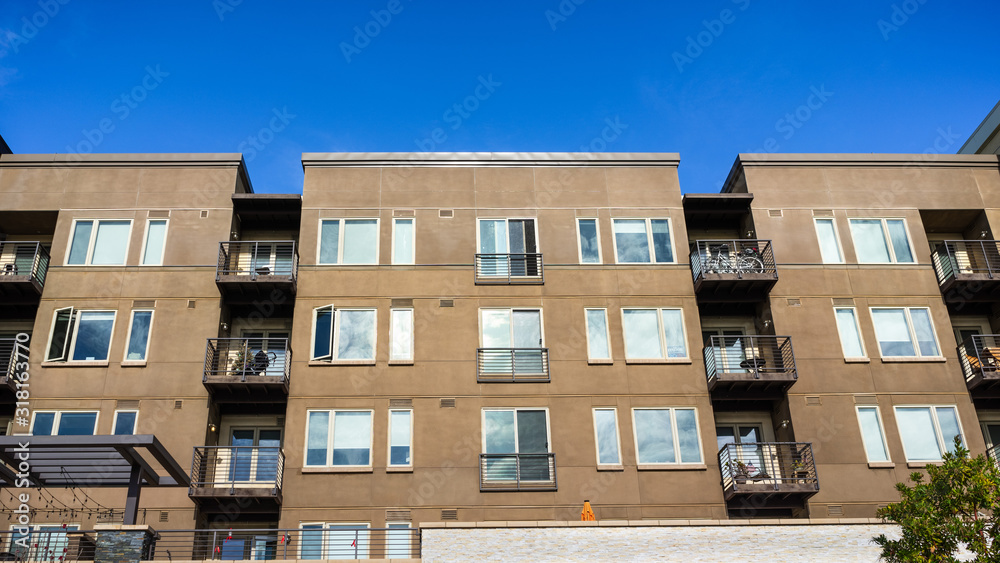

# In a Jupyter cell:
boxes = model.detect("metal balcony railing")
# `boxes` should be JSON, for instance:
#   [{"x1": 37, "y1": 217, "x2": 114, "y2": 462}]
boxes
[
  {"x1": 480, "y1": 453, "x2": 557, "y2": 491},
  {"x1": 190, "y1": 446, "x2": 284, "y2": 494},
  {"x1": 216, "y1": 241, "x2": 298, "y2": 280},
  {"x1": 475, "y1": 253, "x2": 544, "y2": 284},
  {"x1": 1, "y1": 337, "x2": 19, "y2": 379},
  {"x1": 932, "y1": 240, "x2": 1000, "y2": 285},
  {"x1": 704, "y1": 335, "x2": 797, "y2": 381},
  {"x1": 691, "y1": 240, "x2": 776, "y2": 282},
  {"x1": 204, "y1": 337, "x2": 290, "y2": 382},
  {"x1": 958, "y1": 334, "x2": 1000, "y2": 385},
  {"x1": 477, "y1": 348, "x2": 550, "y2": 382},
  {"x1": 0, "y1": 241, "x2": 49, "y2": 286},
  {"x1": 718, "y1": 442, "x2": 818, "y2": 494},
  {"x1": 989, "y1": 444, "x2": 1000, "y2": 470}
]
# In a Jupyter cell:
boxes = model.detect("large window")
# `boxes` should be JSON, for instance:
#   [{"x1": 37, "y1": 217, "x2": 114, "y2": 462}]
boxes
[
  {"x1": 611, "y1": 218, "x2": 674, "y2": 263},
  {"x1": 305, "y1": 410, "x2": 373, "y2": 468},
  {"x1": 621, "y1": 308, "x2": 687, "y2": 360},
  {"x1": 112, "y1": 410, "x2": 138, "y2": 435},
  {"x1": 124, "y1": 309, "x2": 153, "y2": 362},
  {"x1": 576, "y1": 218, "x2": 602, "y2": 264},
  {"x1": 632, "y1": 408, "x2": 702, "y2": 465},
  {"x1": 894, "y1": 406, "x2": 963, "y2": 462},
  {"x1": 311, "y1": 306, "x2": 377, "y2": 362},
  {"x1": 480, "y1": 308, "x2": 545, "y2": 374},
  {"x1": 66, "y1": 219, "x2": 132, "y2": 266},
  {"x1": 389, "y1": 308, "x2": 414, "y2": 362},
  {"x1": 392, "y1": 218, "x2": 414, "y2": 265},
  {"x1": 45, "y1": 308, "x2": 116, "y2": 363},
  {"x1": 140, "y1": 219, "x2": 168, "y2": 266},
  {"x1": 870, "y1": 307, "x2": 941, "y2": 358},
  {"x1": 834, "y1": 307, "x2": 866, "y2": 358},
  {"x1": 318, "y1": 219, "x2": 379, "y2": 265},
  {"x1": 482, "y1": 408, "x2": 552, "y2": 482},
  {"x1": 592, "y1": 408, "x2": 622, "y2": 466},
  {"x1": 388, "y1": 409, "x2": 412, "y2": 468},
  {"x1": 300, "y1": 523, "x2": 370, "y2": 560},
  {"x1": 813, "y1": 218, "x2": 844, "y2": 263},
  {"x1": 855, "y1": 406, "x2": 890, "y2": 463},
  {"x1": 849, "y1": 218, "x2": 915, "y2": 264},
  {"x1": 31, "y1": 411, "x2": 98, "y2": 435},
  {"x1": 584, "y1": 308, "x2": 612, "y2": 362},
  {"x1": 477, "y1": 218, "x2": 540, "y2": 277}
]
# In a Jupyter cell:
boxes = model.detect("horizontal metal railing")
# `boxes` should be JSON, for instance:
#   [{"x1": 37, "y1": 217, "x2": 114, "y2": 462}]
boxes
[
  {"x1": 204, "y1": 338, "x2": 290, "y2": 381},
  {"x1": 690, "y1": 239, "x2": 776, "y2": 282},
  {"x1": 1, "y1": 338, "x2": 20, "y2": 381},
  {"x1": 216, "y1": 241, "x2": 298, "y2": 280},
  {"x1": 718, "y1": 442, "x2": 818, "y2": 493},
  {"x1": 475, "y1": 253, "x2": 544, "y2": 283},
  {"x1": 958, "y1": 334, "x2": 1000, "y2": 384},
  {"x1": 477, "y1": 348, "x2": 550, "y2": 382},
  {"x1": 704, "y1": 335, "x2": 797, "y2": 381},
  {"x1": 932, "y1": 240, "x2": 1000, "y2": 285},
  {"x1": 480, "y1": 453, "x2": 557, "y2": 491},
  {"x1": 0, "y1": 527, "x2": 420, "y2": 560},
  {"x1": 0, "y1": 241, "x2": 49, "y2": 287},
  {"x1": 990, "y1": 444, "x2": 1000, "y2": 470},
  {"x1": 190, "y1": 446, "x2": 284, "y2": 493}
]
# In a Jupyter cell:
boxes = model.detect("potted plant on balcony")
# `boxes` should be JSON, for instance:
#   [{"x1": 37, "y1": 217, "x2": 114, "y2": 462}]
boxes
[
  {"x1": 230, "y1": 348, "x2": 252, "y2": 377},
  {"x1": 792, "y1": 458, "x2": 809, "y2": 481},
  {"x1": 732, "y1": 460, "x2": 751, "y2": 484}
]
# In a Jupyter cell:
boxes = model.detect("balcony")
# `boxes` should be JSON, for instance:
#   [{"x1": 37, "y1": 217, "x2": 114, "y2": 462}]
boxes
[
  {"x1": 690, "y1": 240, "x2": 777, "y2": 302},
  {"x1": 718, "y1": 442, "x2": 819, "y2": 505},
  {"x1": 958, "y1": 335, "x2": 1000, "y2": 397},
  {"x1": 932, "y1": 240, "x2": 1000, "y2": 302},
  {"x1": 0, "y1": 242, "x2": 49, "y2": 302},
  {"x1": 477, "y1": 348, "x2": 550, "y2": 383},
  {"x1": 475, "y1": 253, "x2": 544, "y2": 284},
  {"x1": 480, "y1": 453, "x2": 557, "y2": 491},
  {"x1": 216, "y1": 241, "x2": 297, "y2": 302},
  {"x1": 188, "y1": 446, "x2": 284, "y2": 512},
  {"x1": 203, "y1": 338, "x2": 290, "y2": 403},
  {"x1": 704, "y1": 335, "x2": 797, "y2": 398},
  {"x1": 0, "y1": 338, "x2": 22, "y2": 403}
]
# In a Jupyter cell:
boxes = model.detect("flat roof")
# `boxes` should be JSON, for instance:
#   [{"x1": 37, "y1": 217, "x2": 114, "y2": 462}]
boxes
[{"x1": 302, "y1": 152, "x2": 681, "y2": 167}]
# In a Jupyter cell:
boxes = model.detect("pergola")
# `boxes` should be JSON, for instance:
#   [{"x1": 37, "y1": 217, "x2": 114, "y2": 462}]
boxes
[{"x1": 0, "y1": 435, "x2": 190, "y2": 525}]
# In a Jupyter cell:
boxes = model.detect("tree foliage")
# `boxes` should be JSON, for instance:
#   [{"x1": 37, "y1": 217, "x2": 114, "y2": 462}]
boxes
[{"x1": 874, "y1": 437, "x2": 1000, "y2": 562}]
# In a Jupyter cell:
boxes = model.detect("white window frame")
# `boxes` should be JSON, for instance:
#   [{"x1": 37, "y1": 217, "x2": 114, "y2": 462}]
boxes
[
  {"x1": 45, "y1": 307, "x2": 118, "y2": 363},
  {"x1": 317, "y1": 218, "x2": 381, "y2": 265},
  {"x1": 139, "y1": 218, "x2": 168, "y2": 266},
  {"x1": 480, "y1": 407, "x2": 553, "y2": 454},
  {"x1": 869, "y1": 306, "x2": 943, "y2": 359},
  {"x1": 631, "y1": 407, "x2": 704, "y2": 467},
  {"x1": 29, "y1": 410, "x2": 100, "y2": 436},
  {"x1": 64, "y1": 218, "x2": 134, "y2": 266},
  {"x1": 847, "y1": 217, "x2": 916, "y2": 264},
  {"x1": 855, "y1": 405, "x2": 891, "y2": 464},
  {"x1": 478, "y1": 308, "x2": 546, "y2": 348},
  {"x1": 391, "y1": 217, "x2": 415, "y2": 265},
  {"x1": 112, "y1": 409, "x2": 139, "y2": 435},
  {"x1": 123, "y1": 309, "x2": 154, "y2": 364},
  {"x1": 592, "y1": 407, "x2": 623, "y2": 468},
  {"x1": 833, "y1": 307, "x2": 867, "y2": 360},
  {"x1": 813, "y1": 217, "x2": 844, "y2": 264},
  {"x1": 610, "y1": 217, "x2": 676, "y2": 264},
  {"x1": 387, "y1": 408, "x2": 413, "y2": 469},
  {"x1": 389, "y1": 307, "x2": 414, "y2": 363},
  {"x1": 310, "y1": 305, "x2": 378, "y2": 363},
  {"x1": 298, "y1": 522, "x2": 371, "y2": 560},
  {"x1": 575, "y1": 218, "x2": 602, "y2": 264},
  {"x1": 584, "y1": 308, "x2": 613, "y2": 363},
  {"x1": 620, "y1": 307, "x2": 689, "y2": 361},
  {"x1": 303, "y1": 409, "x2": 374, "y2": 469},
  {"x1": 893, "y1": 405, "x2": 965, "y2": 463}
]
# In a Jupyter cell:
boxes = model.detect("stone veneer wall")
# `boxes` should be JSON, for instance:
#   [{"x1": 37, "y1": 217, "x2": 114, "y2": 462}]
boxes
[{"x1": 420, "y1": 519, "x2": 900, "y2": 562}]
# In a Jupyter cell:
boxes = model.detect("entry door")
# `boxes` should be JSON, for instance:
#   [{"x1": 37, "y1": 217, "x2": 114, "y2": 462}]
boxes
[
  {"x1": 241, "y1": 331, "x2": 289, "y2": 377},
  {"x1": 481, "y1": 310, "x2": 543, "y2": 373},
  {"x1": 981, "y1": 422, "x2": 1000, "y2": 464},
  {"x1": 483, "y1": 409, "x2": 550, "y2": 481},
  {"x1": 703, "y1": 328, "x2": 747, "y2": 373},
  {"x1": 717, "y1": 424, "x2": 766, "y2": 478},
  {"x1": 229, "y1": 428, "x2": 283, "y2": 483}
]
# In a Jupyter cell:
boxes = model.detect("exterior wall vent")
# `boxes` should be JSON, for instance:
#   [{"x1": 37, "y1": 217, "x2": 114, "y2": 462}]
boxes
[
  {"x1": 389, "y1": 399, "x2": 413, "y2": 408},
  {"x1": 132, "y1": 300, "x2": 155, "y2": 308},
  {"x1": 386, "y1": 509, "x2": 412, "y2": 521},
  {"x1": 439, "y1": 299, "x2": 454, "y2": 308},
  {"x1": 174, "y1": 400, "x2": 183, "y2": 409},
  {"x1": 187, "y1": 300, "x2": 197, "y2": 308},
  {"x1": 805, "y1": 396, "x2": 822, "y2": 406},
  {"x1": 832, "y1": 298, "x2": 855, "y2": 306},
  {"x1": 440, "y1": 509, "x2": 458, "y2": 520},
  {"x1": 440, "y1": 398, "x2": 456, "y2": 408},
  {"x1": 276, "y1": 417, "x2": 285, "y2": 426},
  {"x1": 813, "y1": 209, "x2": 834, "y2": 217},
  {"x1": 159, "y1": 511, "x2": 169, "y2": 523},
  {"x1": 439, "y1": 209, "x2": 454, "y2": 218},
  {"x1": 116, "y1": 400, "x2": 140, "y2": 409},
  {"x1": 394, "y1": 209, "x2": 415, "y2": 217},
  {"x1": 854, "y1": 395, "x2": 878, "y2": 405},
  {"x1": 147, "y1": 210, "x2": 170, "y2": 218},
  {"x1": 828, "y1": 505, "x2": 843, "y2": 516},
  {"x1": 786, "y1": 298, "x2": 801, "y2": 307},
  {"x1": 200, "y1": 210, "x2": 210, "y2": 218},
  {"x1": 392, "y1": 298, "x2": 414, "y2": 308},
  {"x1": 768, "y1": 209, "x2": 783, "y2": 218}
]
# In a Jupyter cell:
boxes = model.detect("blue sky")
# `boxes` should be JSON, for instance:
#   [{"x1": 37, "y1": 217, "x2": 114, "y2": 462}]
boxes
[{"x1": 0, "y1": 0, "x2": 997, "y2": 194}]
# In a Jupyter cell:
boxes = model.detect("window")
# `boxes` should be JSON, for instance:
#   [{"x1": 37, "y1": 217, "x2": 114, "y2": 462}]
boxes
[
  {"x1": 8, "y1": 525, "x2": 81, "y2": 561},
  {"x1": 834, "y1": 307, "x2": 866, "y2": 358},
  {"x1": 305, "y1": 410, "x2": 373, "y2": 468},
  {"x1": 45, "y1": 308, "x2": 116, "y2": 362},
  {"x1": 870, "y1": 307, "x2": 941, "y2": 358},
  {"x1": 576, "y1": 218, "x2": 601, "y2": 264},
  {"x1": 392, "y1": 218, "x2": 414, "y2": 265},
  {"x1": 856, "y1": 406, "x2": 890, "y2": 463},
  {"x1": 482, "y1": 408, "x2": 552, "y2": 483},
  {"x1": 894, "y1": 406, "x2": 964, "y2": 462},
  {"x1": 584, "y1": 308, "x2": 612, "y2": 361},
  {"x1": 849, "y1": 218, "x2": 914, "y2": 264},
  {"x1": 389, "y1": 308, "x2": 414, "y2": 362},
  {"x1": 31, "y1": 411, "x2": 98, "y2": 435},
  {"x1": 621, "y1": 308, "x2": 687, "y2": 360},
  {"x1": 813, "y1": 218, "x2": 843, "y2": 263},
  {"x1": 124, "y1": 309, "x2": 153, "y2": 362},
  {"x1": 66, "y1": 219, "x2": 132, "y2": 265},
  {"x1": 385, "y1": 523, "x2": 413, "y2": 559},
  {"x1": 388, "y1": 409, "x2": 412, "y2": 468},
  {"x1": 318, "y1": 219, "x2": 379, "y2": 265},
  {"x1": 311, "y1": 306, "x2": 377, "y2": 362},
  {"x1": 300, "y1": 523, "x2": 370, "y2": 560},
  {"x1": 140, "y1": 219, "x2": 168, "y2": 265},
  {"x1": 632, "y1": 407, "x2": 702, "y2": 465},
  {"x1": 112, "y1": 410, "x2": 138, "y2": 435},
  {"x1": 592, "y1": 408, "x2": 622, "y2": 466},
  {"x1": 479, "y1": 309, "x2": 545, "y2": 375},
  {"x1": 477, "y1": 218, "x2": 540, "y2": 277},
  {"x1": 611, "y1": 218, "x2": 674, "y2": 263}
]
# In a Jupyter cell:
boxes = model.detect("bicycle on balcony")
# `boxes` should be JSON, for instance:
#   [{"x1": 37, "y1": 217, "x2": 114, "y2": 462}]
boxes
[{"x1": 704, "y1": 244, "x2": 766, "y2": 275}]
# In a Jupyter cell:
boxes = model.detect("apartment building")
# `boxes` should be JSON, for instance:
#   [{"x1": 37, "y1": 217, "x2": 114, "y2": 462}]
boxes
[{"x1": 2, "y1": 149, "x2": 1000, "y2": 558}]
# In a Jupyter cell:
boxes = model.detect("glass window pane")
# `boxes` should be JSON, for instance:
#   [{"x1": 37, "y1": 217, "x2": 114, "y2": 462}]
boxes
[
  {"x1": 126, "y1": 311, "x2": 152, "y2": 361},
  {"x1": 479, "y1": 220, "x2": 508, "y2": 253},
  {"x1": 585, "y1": 309, "x2": 610, "y2": 360},
  {"x1": 613, "y1": 219, "x2": 651, "y2": 263},
  {"x1": 484, "y1": 410, "x2": 516, "y2": 453},
  {"x1": 897, "y1": 407, "x2": 943, "y2": 461},
  {"x1": 593, "y1": 409, "x2": 620, "y2": 465},
  {"x1": 650, "y1": 219, "x2": 673, "y2": 263},
  {"x1": 622, "y1": 309, "x2": 663, "y2": 359},
  {"x1": 516, "y1": 410, "x2": 548, "y2": 454},
  {"x1": 319, "y1": 220, "x2": 340, "y2": 264},
  {"x1": 57, "y1": 412, "x2": 97, "y2": 435},
  {"x1": 343, "y1": 219, "x2": 378, "y2": 264},
  {"x1": 386, "y1": 525, "x2": 411, "y2": 559},
  {"x1": 674, "y1": 409, "x2": 702, "y2": 463},
  {"x1": 300, "y1": 525, "x2": 324, "y2": 560},
  {"x1": 313, "y1": 308, "x2": 333, "y2": 360},
  {"x1": 578, "y1": 219, "x2": 600, "y2": 263},
  {"x1": 327, "y1": 525, "x2": 369, "y2": 560},
  {"x1": 661, "y1": 309, "x2": 687, "y2": 358},
  {"x1": 481, "y1": 310, "x2": 512, "y2": 348},
  {"x1": 909, "y1": 309, "x2": 940, "y2": 356},
  {"x1": 872, "y1": 308, "x2": 915, "y2": 357},
  {"x1": 336, "y1": 310, "x2": 375, "y2": 360},
  {"x1": 114, "y1": 412, "x2": 137, "y2": 435},
  {"x1": 306, "y1": 411, "x2": 329, "y2": 466},
  {"x1": 835, "y1": 308, "x2": 865, "y2": 357},
  {"x1": 142, "y1": 220, "x2": 167, "y2": 265},
  {"x1": 91, "y1": 220, "x2": 130, "y2": 265},
  {"x1": 390, "y1": 309, "x2": 414, "y2": 361},
  {"x1": 72, "y1": 311, "x2": 115, "y2": 361},
  {"x1": 935, "y1": 407, "x2": 962, "y2": 452},
  {"x1": 814, "y1": 219, "x2": 843, "y2": 263},
  {"x1": 389, "y1": 411, "x2": 412, "y2": 466},
  {"x1": 68, "y1": 221, "x2": 93, "y2": 265},
  {"x1": 47, "y1": 307, "x2": 74, "y2": 361},
  {"x1": 886, "y1": 220, "x2": 914, "y2": 263},
  {"x1": 393, "y1": 219, "x2": 414, "y2": 264},
  {"x1": 332, "y1": 411, "x2": 371, "y2": 465},
  {"x1": 32, "y1": 412, "x2": 55, "y2": 435},
  {"x1": 634, "y1": 409, "x2": 675, "y2": 463},
  {"x1": 857, "y1": 407, "x2": 888, "y2": 462},
  {"x1": 850, "y1": 219, "x2": 891, "y2": 263},
  {"x1": 512, "y1": 310, "x2": 542, "y2": 348}
]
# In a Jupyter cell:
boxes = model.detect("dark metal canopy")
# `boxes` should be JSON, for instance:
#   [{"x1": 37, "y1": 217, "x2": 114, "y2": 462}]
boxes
[
  {"x1": 232, "y1": 193, "x2": 301, "y2": 230},
  {"x1": 682, "y1": 193, "x2": 754, "y2": 230}
]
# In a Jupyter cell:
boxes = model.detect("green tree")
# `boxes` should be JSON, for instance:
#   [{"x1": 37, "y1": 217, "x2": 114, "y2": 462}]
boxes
[{"x1": 874, "y1": 437, "x2": 1000, "y2": 562}]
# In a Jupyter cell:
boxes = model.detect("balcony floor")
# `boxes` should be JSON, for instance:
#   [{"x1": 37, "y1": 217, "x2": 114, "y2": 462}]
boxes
[
  {"x1": 0, "y1": 277, "x2": 43, "y2": 302},
  {"x1": 216, "y1": 276, "x2": 296, "y2": 302},
  {"x1": 693, "y1": 275, "x2": 777, "y2": 302},
  {"x1": 203, "y1": 375, "x2": 289, "y2": 403},
  {"x1": 189, "y1": 486, "x2": 282, "y2": 513}
]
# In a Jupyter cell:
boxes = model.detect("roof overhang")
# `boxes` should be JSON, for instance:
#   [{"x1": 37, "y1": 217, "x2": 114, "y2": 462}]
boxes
[{"x1": 232, "y1": 193, "x2": 302, "y2": 230}]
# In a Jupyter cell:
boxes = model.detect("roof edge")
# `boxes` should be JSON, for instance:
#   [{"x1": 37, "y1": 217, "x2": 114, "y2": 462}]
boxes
[
  {"x1": 301, "y1": 152, "x2": 681, "y2": 167},
  {"x1": 734, "y1": 152, "x2": 999, "y2": 167},
  {"x1": 0, "y1": 153, "x2": 245, "y2": 166},
  {"x1": 959, "y1": 99, "x2": 1000, "y2": 154}
]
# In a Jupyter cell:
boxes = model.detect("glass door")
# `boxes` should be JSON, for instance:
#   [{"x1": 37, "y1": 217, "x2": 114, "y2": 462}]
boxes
[
  {"x1": 229, "y1": 427, "x2": 282, "y2": 484},
  {"x1": 981, "y1": 422, "x2": 1000, "y2": 467},
  {"x1": 478, "y1": 219, "x2": 508, "y2": 276},
  {"x1": 507, "y1": 219, "x2": 537, "y2": 276},
  {"x1": 483, "y1": 409, "x2": 550, "y2": 482},
  {"x1": 717, "y1": 424, "x2": 766, "y2": 480},
  {"x1": 704, "y1": 328, "x2": 747, "y2": 374},
  {"x1": 481, "y1": 310, "x2": 543, "y2": 374},
  {"x1": 242, "y1": 330, "x2": 289, "y2": 377}
]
